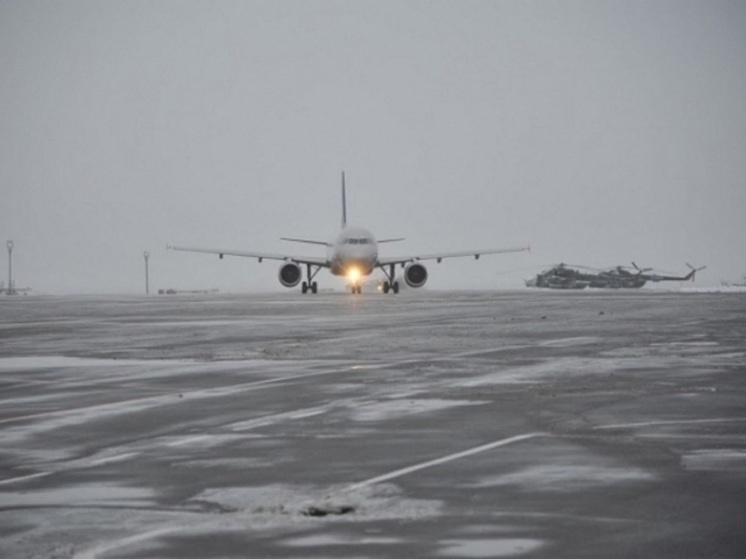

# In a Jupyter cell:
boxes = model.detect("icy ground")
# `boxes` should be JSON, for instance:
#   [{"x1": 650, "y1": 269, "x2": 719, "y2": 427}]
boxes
[{"x1": 0, "y1": 290, "x2": 745, "y2": 558}]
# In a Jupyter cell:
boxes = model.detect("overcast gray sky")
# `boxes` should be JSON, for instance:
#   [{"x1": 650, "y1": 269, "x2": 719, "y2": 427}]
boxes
[{"x1": 1, "y1": 1, "x2": 744, "y2": 294}]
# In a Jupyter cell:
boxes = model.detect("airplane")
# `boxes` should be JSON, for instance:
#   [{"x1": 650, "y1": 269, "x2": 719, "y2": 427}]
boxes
[{"x1": 168, "y1": 173, "x2": 529, "y2": 294}]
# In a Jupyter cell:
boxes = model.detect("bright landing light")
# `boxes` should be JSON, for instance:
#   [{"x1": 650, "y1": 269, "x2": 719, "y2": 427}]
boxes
[{"x1": 346, "y1": 267, "x2": 362, "y2": 284}]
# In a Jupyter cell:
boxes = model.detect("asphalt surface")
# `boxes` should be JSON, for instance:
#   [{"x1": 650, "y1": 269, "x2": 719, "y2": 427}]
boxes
[{"x1": 1, "y1": 290, "x2": 745, "y2": 558}]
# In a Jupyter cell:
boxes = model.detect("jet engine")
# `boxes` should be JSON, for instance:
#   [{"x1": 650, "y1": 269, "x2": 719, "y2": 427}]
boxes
[
  {"x1": 404, "y1": 262, "x2": 428, "y2": 288},
  {"x1": 278, "y1": 262, "x2": 302, "y2": 287}
]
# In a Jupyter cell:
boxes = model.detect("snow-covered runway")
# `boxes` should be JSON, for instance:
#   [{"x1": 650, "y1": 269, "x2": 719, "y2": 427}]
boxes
[{"x1": 1, "y1": 291, "x2": 745, "y2": 558}]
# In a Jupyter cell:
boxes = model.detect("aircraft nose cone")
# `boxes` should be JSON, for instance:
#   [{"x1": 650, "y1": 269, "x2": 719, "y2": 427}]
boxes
[{"x1": 342, "y1": 246, "x2": 369, "y2": 259}]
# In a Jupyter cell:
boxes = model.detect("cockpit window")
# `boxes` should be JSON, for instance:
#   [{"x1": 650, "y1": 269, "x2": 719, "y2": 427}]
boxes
[{"x1": 343, "y1": 237, "x2": 372, "y2": 245}]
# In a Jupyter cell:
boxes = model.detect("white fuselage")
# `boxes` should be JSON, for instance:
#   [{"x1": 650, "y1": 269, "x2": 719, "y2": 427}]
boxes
[{"x1": 328, "y1": 226, "x2": 378, "y2": 279}]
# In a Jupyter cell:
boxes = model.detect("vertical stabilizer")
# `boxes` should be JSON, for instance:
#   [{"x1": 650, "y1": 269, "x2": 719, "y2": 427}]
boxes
[{"x1": 341, "y1": 171, "x2": 347, "y2": 228}]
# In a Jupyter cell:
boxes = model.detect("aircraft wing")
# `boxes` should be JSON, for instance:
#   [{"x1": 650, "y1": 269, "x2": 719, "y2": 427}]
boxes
[
  {"x1": 167, "y1": 245, "x2": 329, "y2": 267},
  {"x1": 377, "y1": 246, "x2": 530, "y2": 267}
]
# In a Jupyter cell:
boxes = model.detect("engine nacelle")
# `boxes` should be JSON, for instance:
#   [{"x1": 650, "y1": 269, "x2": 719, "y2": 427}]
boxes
[
  {"x1": 404, "y1": 262, "x2": 428, "y2": 288},
  {"x1": 278, "y1": 262, "x2": 302, "y2": 288}
]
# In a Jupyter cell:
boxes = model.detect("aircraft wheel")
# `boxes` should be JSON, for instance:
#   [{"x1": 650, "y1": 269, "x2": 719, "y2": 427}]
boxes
[
  {"x1": 311, "y1": 282, "x2": 318, "y2": 294},
  {"x1": 382, "y1": 281, "x2": 390, "y2": 294},
  {"x1": 302, "y1": 281, "x2": 308, "y2": 294},
  {"x1": 392, "y1": 281, "x2": 400, "y2": 294}
]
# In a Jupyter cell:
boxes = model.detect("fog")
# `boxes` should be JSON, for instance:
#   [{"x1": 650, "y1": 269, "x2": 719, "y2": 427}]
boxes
[{"x1": 1, "y1": 1, "x2": 744, "y2": 294}]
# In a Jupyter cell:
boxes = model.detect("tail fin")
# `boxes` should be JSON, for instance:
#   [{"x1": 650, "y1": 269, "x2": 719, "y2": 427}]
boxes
[
  {"x1": 685, "y1": 263, "x2": 706, "y2": 281},
  {"x1": 341, "y1": 171, "x2": 347, "y2": 228}
]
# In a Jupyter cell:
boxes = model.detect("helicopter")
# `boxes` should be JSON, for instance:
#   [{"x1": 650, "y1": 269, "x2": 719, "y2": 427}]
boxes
[
  {"x1": 524, "y1": 263, "x2": 591, "y2": 289},
  {"x1": 526, "y1": 262, "x2": 705, "y2": 289}
]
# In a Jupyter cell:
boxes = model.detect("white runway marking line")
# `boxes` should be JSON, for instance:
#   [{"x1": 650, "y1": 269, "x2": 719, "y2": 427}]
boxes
[
  {"x1": 166, "y1": 435, "x2": 211, "y2": 447},
  {"x1": 0, "y1": 471, "x2": 52, "y2": 486},
  {"x1": 290, "y1": 409, "x2": 327, "y2": 420},
  {"x1": 74, "y1": 527, "x2": 177, "y2": 559},
  {"x1": 340, "y1": 432, "x2": 545, "y2": 493},
  {"x1": 229, "y1": 405, "x2": 333, "y2": 432},
  {"x1": 0, "y1": 452, "x2": 144, "y2": 484},
  {"x1": 595, "y1": 417, "x2": 746, "y2": 430},
  {"x1": 89, "y1": 452, "x2": 141, "y2": 465}
]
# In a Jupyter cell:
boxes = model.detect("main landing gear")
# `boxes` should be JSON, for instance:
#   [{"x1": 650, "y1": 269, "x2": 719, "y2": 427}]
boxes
[
  {"x1": 301, "y1": 263, "x2": 321, "y2": 294},
  {"x1": 301, "y1": 281, "x2": 318, "y2": 294},
  {"x1": 381, "y1": 281, "x2": 399, "y2": 294},
  {"x1": 379, "y1": 264, "x2": 400, "y2": 295}
]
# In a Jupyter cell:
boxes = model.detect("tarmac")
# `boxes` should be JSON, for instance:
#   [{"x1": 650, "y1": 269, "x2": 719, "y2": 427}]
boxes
[{"x1": 0, "y1": 290, "x2": 745, "y2": 558}]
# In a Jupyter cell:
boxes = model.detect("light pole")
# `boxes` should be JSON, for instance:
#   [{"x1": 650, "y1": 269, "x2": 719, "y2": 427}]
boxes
[
  {"x1": 143, "y1": 251, "x2": 150, "y2": 295},
  {"x1": 6, "y1": 240, "x2": 13, "y2": 295}
]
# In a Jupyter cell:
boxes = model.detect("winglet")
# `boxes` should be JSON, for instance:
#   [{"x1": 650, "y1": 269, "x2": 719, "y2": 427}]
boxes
[{"x1": 341, "y1": 171, "x2": 347, "y2": 229}]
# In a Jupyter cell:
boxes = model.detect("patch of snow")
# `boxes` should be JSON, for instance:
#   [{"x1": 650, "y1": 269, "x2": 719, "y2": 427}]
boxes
[{"x1": 438, "y1": 538, "x2": 544, "y2": 557}]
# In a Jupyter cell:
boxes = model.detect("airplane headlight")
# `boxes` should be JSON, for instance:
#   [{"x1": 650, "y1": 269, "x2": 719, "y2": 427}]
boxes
[{"x1": 347, "y1": 267, "x2": 361, "y2": 284}]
